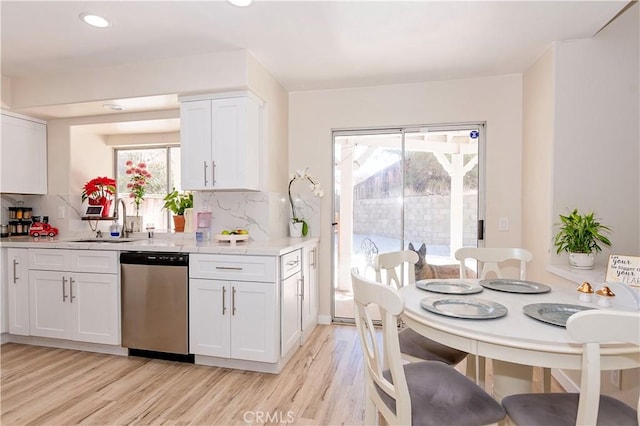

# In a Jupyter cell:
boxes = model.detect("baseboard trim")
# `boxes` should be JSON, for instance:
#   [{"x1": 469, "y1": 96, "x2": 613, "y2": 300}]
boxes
[
  {"x1": 5, "y1": 335, "x2": 127, "y2": 356},
  {"x1": 318, "y1": 314, "x2": 331, "y2": 325}
]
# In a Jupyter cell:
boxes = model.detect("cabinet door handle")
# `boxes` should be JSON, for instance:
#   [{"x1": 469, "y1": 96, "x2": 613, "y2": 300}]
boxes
[
  {"x1": 12, "y1": 259, "x2": 19, "y2": 283},
  {"x1": 62, "y1": 277, "x2": 68, "y2": 302},
  {"x1": 212, "y1": 160, "x2": 216, "y2": 186},
  {"x1": 216, "y1": 266, "x2": 243, "y2": 271},
  {"x1": 222, "y1": 286, "x2": 227, "y2": 315},
  {"x1": 232, "y1": 286, "x2": 236, "y2": 316},
  {"x1": 310, "y1": 249, "x2": 316, "y2": 268},
  {"x1": 299, "y1": 278, "x2": 305, "y2": 301},
  {"x1": 69, "y1": 277, "x2": 76, "y2": 303},
  {"x1": 203, "y1": 161, "x2": 209, "y2": 186},
  {"x1": 287, "y1": 259, "x2": 300, "y2": 267}
]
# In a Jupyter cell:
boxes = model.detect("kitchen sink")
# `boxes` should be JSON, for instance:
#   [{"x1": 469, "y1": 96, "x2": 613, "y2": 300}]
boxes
[{"x1": 67, "y1": 238, "x2": 143, "y2": 244}]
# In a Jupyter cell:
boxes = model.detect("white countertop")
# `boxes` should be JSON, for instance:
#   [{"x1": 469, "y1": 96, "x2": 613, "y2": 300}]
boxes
[
  {"x1": 547, "y1": 263, "x2": 640, "y2": 310},
  {"x1": 0, "y1": 234, "x2": 319, "y2": 256}
]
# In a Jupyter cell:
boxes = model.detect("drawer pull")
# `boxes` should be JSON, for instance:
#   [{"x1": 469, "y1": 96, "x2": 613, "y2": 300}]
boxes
[
  {"x1": 216, "y1": 266, "x2": 243, "y2": 271},
  {"x1": 286, "y1": 259, "x2": 300, "y2": 267}
]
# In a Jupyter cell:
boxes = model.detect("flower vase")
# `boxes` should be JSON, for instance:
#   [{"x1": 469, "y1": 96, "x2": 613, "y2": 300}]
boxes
[
  {"x1": 89, "y1": 197, "x2": 112, "y2": 217},
  {"x1": 289, "y1": 221, "x2": 303, "y2": 238},
  {"x1": 125, "y1": 216, "x2": 143, "y2": 233}
]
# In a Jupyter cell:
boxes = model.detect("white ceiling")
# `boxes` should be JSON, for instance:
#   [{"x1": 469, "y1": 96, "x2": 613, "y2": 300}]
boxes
[{"x1": 0, "y1": 0, "x2": 629, "y2": 133}]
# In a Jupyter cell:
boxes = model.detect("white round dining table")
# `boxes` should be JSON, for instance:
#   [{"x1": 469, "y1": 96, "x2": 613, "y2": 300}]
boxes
[{"x1": 399, "y1": 278, "x2": 639, "y2": 400}]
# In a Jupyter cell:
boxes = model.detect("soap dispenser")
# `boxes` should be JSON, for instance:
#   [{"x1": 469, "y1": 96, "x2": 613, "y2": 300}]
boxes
[{"x1": 110, "y1": 220, "x2": 120, "y2": 238}]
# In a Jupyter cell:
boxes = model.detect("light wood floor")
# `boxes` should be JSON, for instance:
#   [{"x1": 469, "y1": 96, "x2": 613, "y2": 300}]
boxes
[
  {"x1": 1, "y1": 325, "x2": 561, "y2": 426},
  {"x1": 2, "y1": 325, "x2": 367, "y2": 425}
]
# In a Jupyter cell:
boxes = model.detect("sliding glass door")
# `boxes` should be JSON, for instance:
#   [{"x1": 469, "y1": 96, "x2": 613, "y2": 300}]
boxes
[{"x1": 332, "y1": 124, "x2": 484, "y2": 322}]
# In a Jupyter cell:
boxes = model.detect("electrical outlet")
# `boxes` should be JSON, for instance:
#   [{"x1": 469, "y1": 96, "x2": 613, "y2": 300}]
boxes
[
  {"x1": 498, "y1": 217, "x2": 509, "y2": 231},
  {"x1": 610, "y1": 369, "x2": 622, "y2": 389},
  {"x1": 57, "y1": 206, "x2": 65, "y2": 219}
]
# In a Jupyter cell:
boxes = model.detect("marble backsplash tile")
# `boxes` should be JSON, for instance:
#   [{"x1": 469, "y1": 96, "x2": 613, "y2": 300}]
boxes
[{"x1": 4, "y1": 190, "x2": 322, "y2": 241}]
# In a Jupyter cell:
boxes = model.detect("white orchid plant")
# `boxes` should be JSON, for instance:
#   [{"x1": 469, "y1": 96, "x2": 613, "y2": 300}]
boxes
[{"x1": 288, "y1": 168, "x2": 324, "y2": 236}]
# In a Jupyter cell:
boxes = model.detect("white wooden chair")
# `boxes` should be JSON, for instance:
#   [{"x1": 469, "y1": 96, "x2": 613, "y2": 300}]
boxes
[
  {"x1": 375, "y1": 250, "x2": 419, "y2": 289},
  {"x1": 502, "y1": 310, "x2": 640, "y2": 426},
  {"x1": 454, "y1": 247, "x2": 544, "y2": 390},
  {"x1": 351, "y1": 268, "x2": 506, "y2": 426},
  {"x1": 374, "y1": 250, "x2": 468, "y2": 365},
  {"x1": 454, "y1": 247, "x2": 533, "y2": 280}
]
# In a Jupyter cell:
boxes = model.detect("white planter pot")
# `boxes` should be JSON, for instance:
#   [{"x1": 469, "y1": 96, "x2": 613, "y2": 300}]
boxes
[
  {"x1": 289, "y1": 222, "x2": 303, "y2": 238},
  {"x1": 569, "y1": 252, "x2": 595, "y2": 270}
]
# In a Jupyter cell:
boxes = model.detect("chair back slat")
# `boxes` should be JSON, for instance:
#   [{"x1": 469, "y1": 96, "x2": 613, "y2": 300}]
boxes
[
  {"x1": 454, "y1": 247, "x2": 532, "y2": 280},
  {"x1": 374, "y1": 250, "x2": 419, "y2": 289},
  {"x1": 351, "y1": 268, "x2": 411, "y2": 424}
]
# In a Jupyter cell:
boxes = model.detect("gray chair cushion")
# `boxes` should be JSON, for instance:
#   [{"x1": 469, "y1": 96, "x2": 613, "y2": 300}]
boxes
[
  {"x1": 376, "y1": 361, "x2": 506, "y2": 426},
  {"x1": 399, "y1": 327, "x2": 468, "y2": 365},
  {"x1": 502, "y1": 392, "x2": 638, "y2": 426}
]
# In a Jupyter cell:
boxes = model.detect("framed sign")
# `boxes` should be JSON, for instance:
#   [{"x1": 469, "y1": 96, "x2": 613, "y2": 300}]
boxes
[
  {"x1": 606, "y1": 255, "x2": 640, "y2": 286},
  {"x1": 84, "y1": 205, "x2": 104, "y2": 217}
]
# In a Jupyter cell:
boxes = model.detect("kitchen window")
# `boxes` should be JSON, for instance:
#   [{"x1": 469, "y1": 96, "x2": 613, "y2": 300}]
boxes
[{"x1": 114, "y1": 146, "x2": 181, "y2": 231}]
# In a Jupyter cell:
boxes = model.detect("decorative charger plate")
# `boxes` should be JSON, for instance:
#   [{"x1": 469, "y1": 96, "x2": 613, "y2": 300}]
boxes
[
  {"x1": 523, "y1": 303, "x2": 594, "y2": 327},
  {"x1": 480, "y1": 278, "x2": 551, "y2": 294},
  {"x1": 416, "y1": 280, "x2": 483, "y2": 295},
  {"x1": 420, "y1": 296, "x2": 508, "y2": 320}
]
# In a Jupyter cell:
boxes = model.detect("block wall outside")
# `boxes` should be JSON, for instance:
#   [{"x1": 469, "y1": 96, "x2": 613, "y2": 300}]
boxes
[{"x1": 353, "y1": 193, "x2": 478, "y2": 246}]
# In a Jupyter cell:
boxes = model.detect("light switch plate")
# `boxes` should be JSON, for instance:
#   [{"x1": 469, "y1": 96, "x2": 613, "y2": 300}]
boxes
[
  {"x1": 499, "y1": 217, "x2": 509, "y2": 231},
  {"x1": 57, "y1": 206, "x2": 65, "y2": 219}
]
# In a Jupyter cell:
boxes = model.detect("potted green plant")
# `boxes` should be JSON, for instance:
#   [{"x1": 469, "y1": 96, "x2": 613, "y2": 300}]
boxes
[
  {"x1": 553, "y1": 209, "x2": 612, "y2": 269},
  {"x1": 162, "y1": 189, "x2": 193, "y2": 232}
]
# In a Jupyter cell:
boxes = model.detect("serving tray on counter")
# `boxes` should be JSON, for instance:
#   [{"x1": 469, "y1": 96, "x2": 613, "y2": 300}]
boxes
[{"x1": 213, "y1": 234, "x2": 249, "y2": 246}]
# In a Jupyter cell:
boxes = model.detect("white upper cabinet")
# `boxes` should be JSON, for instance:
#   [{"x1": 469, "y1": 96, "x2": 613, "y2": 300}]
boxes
[
  {"x1": 1, "y1": 111, "x2": 47, "y2": 194},
  {"x1": 180, "y1": 92, "x2": 263, "y2": 191}
]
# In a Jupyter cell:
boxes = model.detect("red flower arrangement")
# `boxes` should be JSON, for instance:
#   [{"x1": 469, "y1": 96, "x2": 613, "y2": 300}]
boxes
[
  {"x1": 81, "y1": 176, "x2": 116, "y2": 203},
  {"x1": 125, "y1": 161, "x2": 152, "y2": 216},
  {"x1": 81, "y1": 176, "x2": 116, "y2": 217}
]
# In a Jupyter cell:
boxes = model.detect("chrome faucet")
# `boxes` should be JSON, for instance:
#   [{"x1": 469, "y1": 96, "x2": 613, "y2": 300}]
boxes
[{"x1": 115, "y1": 198, "x2": 128, "y2": 238}]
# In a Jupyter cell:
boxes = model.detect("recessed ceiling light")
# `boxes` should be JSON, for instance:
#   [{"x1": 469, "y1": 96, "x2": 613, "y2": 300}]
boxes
[
  {"x1": 80, "y1": 12, "x2": 111, "y2": 28},
  {"x1": 228, "y1": 0, "x2": 252, "y2": 7},
  {"x1": 103, "y1": 104, "x2": 126, "y2": 111}
]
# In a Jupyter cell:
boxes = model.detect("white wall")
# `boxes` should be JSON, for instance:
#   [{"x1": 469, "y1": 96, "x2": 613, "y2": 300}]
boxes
[
  {"x1": 247, "y1": 55, "x2": 290, "y2": 193},
  {"x1": 522, "y1": 48, "x2": 556, "y2": 284},
  {"x1": 522, "y1": 4, "x2": 640, "y2": 406},
  {"x1": 8, "y1": 51, "x2": 249, "y2": 109},
  {"x1": 553, "y1": 3, "x2": 639, "y2": 261},
  {"x1": 289, "y1": 75, "x2": 523, "y2": 318},
  {"x1": 524, "y1": 3, "x2": 639, "y2": 279}
]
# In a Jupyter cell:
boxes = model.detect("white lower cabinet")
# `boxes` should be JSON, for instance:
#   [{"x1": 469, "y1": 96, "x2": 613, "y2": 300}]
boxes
[
  {"x1": 29, "y1": 271, "x2": 118, "y2": 344},
  {"x1": 28, "y1": 249, "x2": 119, "y2": 345},
  {"x1": 280, "y1": 250, "x2": 302, "y2": 356},
  {"x1": 189, "y1": 254, "x2": 278, "y2": 363},
  {"x1": 7, "y1": 248, "x2": 30, "y2": 336},
  {"x1": 301, "y1": 243, "x2": 319, "y2": 343}
]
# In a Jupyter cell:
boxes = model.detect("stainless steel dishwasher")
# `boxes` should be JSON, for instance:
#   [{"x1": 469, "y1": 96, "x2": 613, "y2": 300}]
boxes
[{"x1": 120, "y1": 252, "x2": 190, "y2": 358}]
